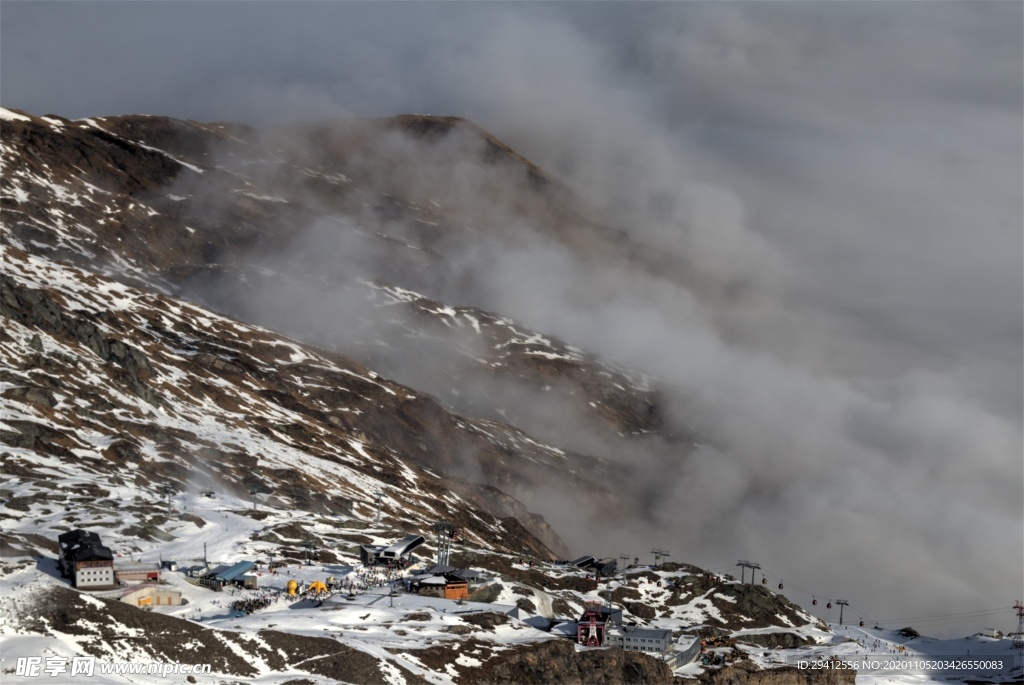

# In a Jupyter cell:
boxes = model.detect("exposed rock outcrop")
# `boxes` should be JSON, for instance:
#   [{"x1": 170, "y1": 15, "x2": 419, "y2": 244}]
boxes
[{"x1": 458, "y1": 639, "x2": 674, "y2": 685}]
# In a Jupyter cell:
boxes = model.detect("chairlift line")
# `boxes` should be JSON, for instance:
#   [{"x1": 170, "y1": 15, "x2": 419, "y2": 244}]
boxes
[
  {"x1": 863, "y1": 607, "x2": 1014, "y2": 622},
  {"x1": 717, "y1": 565, "x2": 1009, "y2": 629}
]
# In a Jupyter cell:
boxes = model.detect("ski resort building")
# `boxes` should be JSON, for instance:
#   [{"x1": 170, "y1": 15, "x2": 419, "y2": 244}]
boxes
[
  {"x1": 119, "y1": 584, "x2": 184, "y2": 608},
  {"x1": 605, "y1": 626, "x2": 673, "y2": 654},
  {"x1": 570, "y1": 556, "x2": 617, "y2": 577},
  {"x1": 113, "y1": 561, "x2": 162, "y2": 583},
  {"x1": 360, "y1": 534, "x2": 425, "y2": 566},
  {"x1": 380, "y1": 534, "x2": 425, "y2": 562},
  {"x1": 57, "y1": 529, "x2": 115, "y2": 589},
  {"x1": 570, "y1": 555, "x2": 595, "y2": 568},
  {"x1": 410, "y1": 573, "x2": 469, "y2": 600},
  {"x1": 199, "y1": 560, "x2": 257, "y2": 591},
  {"x1": 664, "y1": 637, "x2": 703, "y2": 668}
]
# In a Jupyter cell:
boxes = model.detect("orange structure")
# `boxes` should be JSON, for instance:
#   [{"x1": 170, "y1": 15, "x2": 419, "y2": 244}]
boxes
[{"x1": 443, "y1": 580, "x2": 468, "y2": 600}]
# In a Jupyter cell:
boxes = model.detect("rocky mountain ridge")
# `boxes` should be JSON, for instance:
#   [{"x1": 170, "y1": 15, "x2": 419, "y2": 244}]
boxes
[{"x1": 0, "y1": 106, "x2": 872, "y2": 684}]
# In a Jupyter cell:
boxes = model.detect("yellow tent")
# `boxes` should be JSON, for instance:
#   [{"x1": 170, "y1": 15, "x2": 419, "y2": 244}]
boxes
[{"x1": 307, "y1": 580, "x2": 328, "y2": 595}]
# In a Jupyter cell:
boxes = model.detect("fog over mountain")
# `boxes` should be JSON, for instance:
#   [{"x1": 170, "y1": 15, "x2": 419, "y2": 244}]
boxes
[{"x1": 3, "y1": 1, "x2": 1021, "y2": 638}]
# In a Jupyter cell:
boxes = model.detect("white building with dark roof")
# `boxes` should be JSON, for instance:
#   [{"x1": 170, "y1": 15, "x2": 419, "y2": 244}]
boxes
[
  {"x1": 606, "y1": 626, "x2": 673, "y2": 654},
  {"x1": 57, "y1": 529, "x2": 115, "y2": 589}
]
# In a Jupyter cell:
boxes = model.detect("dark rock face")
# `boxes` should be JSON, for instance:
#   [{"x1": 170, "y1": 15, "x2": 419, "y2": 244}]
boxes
[
  {"x1": 1, "y1": 110, "x2": 673, "y2": 452},
  {"x1": 735, "y1": 632, "x2": 817, "y2": 649},
  {"x1": 625, "y1": 601, "x2": 657, "y2": 620},
  {"x1": 459, "y1": 612, "x2": 510, "y2": 631},
  {"x1": 457, "y1": 638, "x2": 674, "y2": 685},
  {"x1": 705, "y1": 583, "x2": 814, "y2": 631},
  {"x1": 1, "y1": 272, "x2": 161, "y2": 406},
  {"x1": 1, "y1": 244, "x2": 562, "y2": 558},
  {"x1": 2, "y1": 385, "x2": 58, "y2": 410}
]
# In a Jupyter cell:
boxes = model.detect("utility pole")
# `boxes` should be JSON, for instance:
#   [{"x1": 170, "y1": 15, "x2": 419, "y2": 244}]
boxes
[
  {"x1": 374, "y1": 490, "x2": 384, "y2": 524},
  {"x1": 249, "y1": 486, "x2": 259, "y2": 512},
  {"x1": 750, "y1": 562, "x2": 761, "y2": 585},
  {"x1": 836, "y1": 600, "x2": 849, "y2": 626},
  {"x1": 736, "y1": 560, "x2": 749, "y2": 584},
  {"x1": 619, "y1": 554, "x2": 631, "y2": 572}
]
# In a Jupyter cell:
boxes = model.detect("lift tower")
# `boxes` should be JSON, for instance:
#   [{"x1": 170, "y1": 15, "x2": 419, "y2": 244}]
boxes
[
  {"x1": 836, "y1": 600, "x2": 850, "y2": 626},
  {"x1": 433, "y1": 521, "x2": 455, "y2": 566},
  {"x1": 1013, "y1": 601, "x2": 1024, "y2": 649}
]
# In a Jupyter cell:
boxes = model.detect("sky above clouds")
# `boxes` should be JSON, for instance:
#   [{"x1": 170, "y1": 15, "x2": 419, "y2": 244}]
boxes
[{"x1": 3, "y1": 1, "x2": 1022, "y2": 637}]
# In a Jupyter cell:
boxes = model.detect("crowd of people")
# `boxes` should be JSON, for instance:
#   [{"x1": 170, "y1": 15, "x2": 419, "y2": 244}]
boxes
[
  {"x1": 341, "y1": 566, "x2": 403, "y2": 592},
  {"x1": 230, "y1": 590, "x2": 284, "y2": 615}
]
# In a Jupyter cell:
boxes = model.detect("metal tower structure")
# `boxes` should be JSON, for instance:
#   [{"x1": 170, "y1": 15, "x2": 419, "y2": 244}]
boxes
[
  {"x1": 249, "y1": 486, "x2": 260, "y2": 511},
  {"x1": 619, "y1": 554, "x2": 632, "y2": 572},
  {"x1": 162, "y1": 485, "x2": 174, "y2": 514},
  {"x1": 651, "y1": 548, "x2": 669, "y2": 569},
  {"x1": 304, "y1": 539, "x2": 317, "y2": 566},
  {"x1": 373, "y1": 490, "x2": 384, "y2": 523},
  {"x1": 736, "y1": 560, "x2": 760, "y2": 584},
  {"x1": 836, "y1": 599, "x2": 849, "y2": 626},
  {"x1": 433, "y1": 521, "x2": 455, "y2": 566},
  {"x1": 1013, "y1": 601, "x2": 1024, "y2": 649}
]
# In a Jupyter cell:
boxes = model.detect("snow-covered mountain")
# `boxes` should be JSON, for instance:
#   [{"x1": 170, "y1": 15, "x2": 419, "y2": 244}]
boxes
[
  {"x1": 0, "y1": 105, "x2": 670, "y2": 556},
  {"x1": 1, "y1": 106, "x2": 1019, "y2": 684}
]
